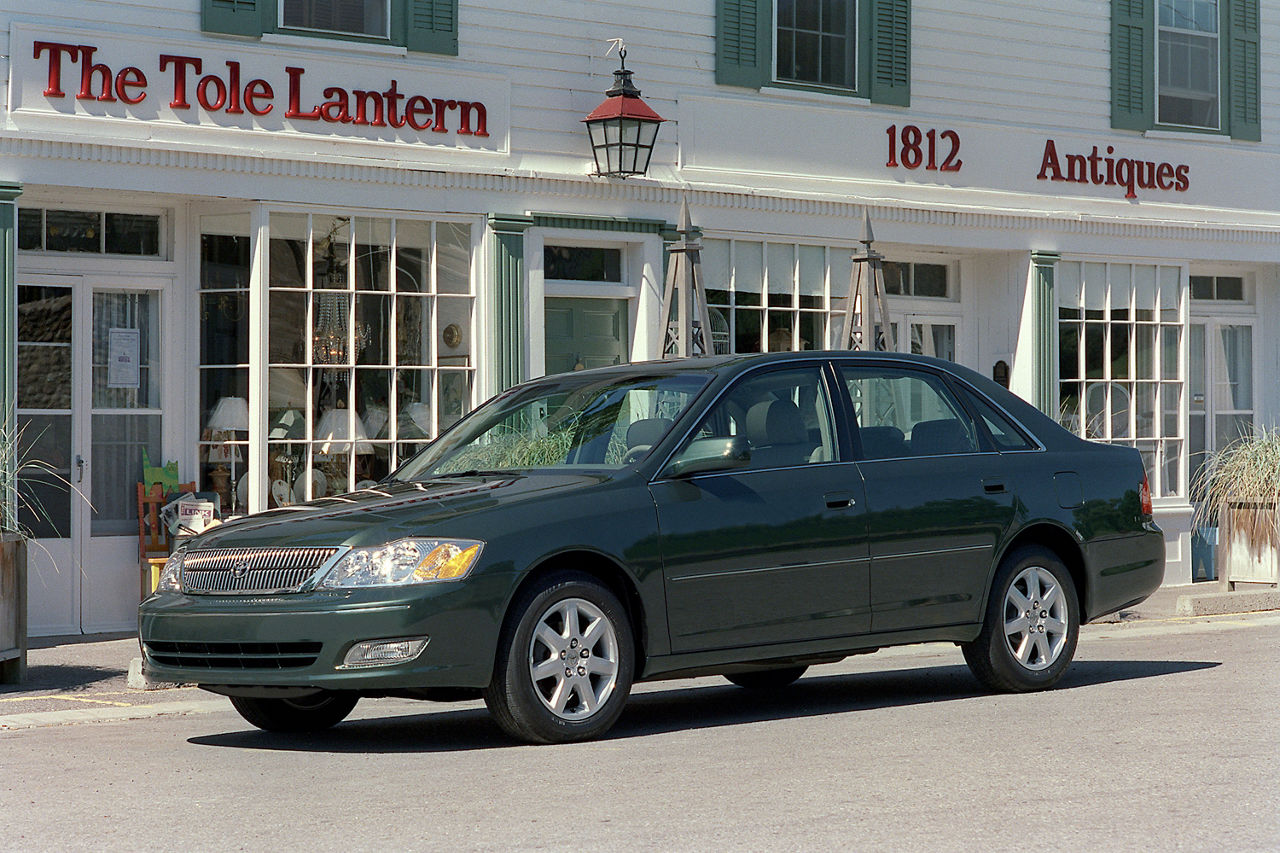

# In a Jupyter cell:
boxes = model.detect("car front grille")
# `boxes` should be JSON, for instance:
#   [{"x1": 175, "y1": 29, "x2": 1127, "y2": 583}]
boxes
[
  {"x1": 181, "y1": 547, "x2": 341, "y2": 594},
  {"x1": 145, "y1": 640, "x2": 324, "y2": 670}
]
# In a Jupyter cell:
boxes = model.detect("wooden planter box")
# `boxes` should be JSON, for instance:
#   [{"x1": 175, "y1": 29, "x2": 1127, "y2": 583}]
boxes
[
  {"x1": 1, "y1": 534, "x2": 27, "y2": 684},
  {"x1": 1217, "y1": 504, "x2": 1280, "y2": 590}
]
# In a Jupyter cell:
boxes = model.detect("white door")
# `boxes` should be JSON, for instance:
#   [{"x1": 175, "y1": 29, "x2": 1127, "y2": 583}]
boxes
[
  {"x1": 1189, "y1": 320, "x2": 1255, "y2": 487},
  {"x1": 18, "y1": 279, "x2": 165, "y2": 635}
]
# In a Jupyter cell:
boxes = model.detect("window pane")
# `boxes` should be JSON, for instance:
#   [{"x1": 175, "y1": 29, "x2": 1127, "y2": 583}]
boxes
[
  {"x1": 282, "y1": 0, "x2": 389, "y2": 37},
  {"x1": 314, "y1": 215, "x2": 351, "y2": 290},
  {"x1": 15, "y1": 413, "x2": 72, "y2": 537},
  {"x1": 703, "y1": 239, "x2": 731, "y2": 306},
  {"x1": 767, "y1": 243, "x2": 794, "y2": 307},
  {"x1": 269, "y1": 290, "x2": 307, "y2": 364},
  {"x1": 18, "y1": 208, "x2": 42, "y2": 251},
  {"x1": 105, "y1": 213, "x2": 160, "y2": 255},
  {"x1": 1189, "y1": 275, "x2": 1213, "y2": 300},
  {"x1": 1219, "y1": 325, "x2": 1252, "y2": 409},
  {"x1": 396, "y1": 220, "x2": 431, "y2": 293},
  {"x1": 437, "y1": 223, "x2": 472, "y2": 293},
  {"x1": 269, "y1": 213, "x2": 309, "y2": 288},
  {"x1": 1215, "y1": 276, "x2": 1243, "y2": 301},
  {"x1": 92, "y1": 292, "x2": 159, "y2": 409},
  {"x1": 354, "y1": 218, "x2": 391, "y2": 291},
  {"x1": 544, "y1": 245, "x2": 620, "y2": 283},
  {"x1": 355, "y1": 293, "x2": 391, "y2": 365},
  {"x1": 17, "y1": 285, "x2": 73, "y2": 411},
  {"x1": 396, "y1": 296, "x2": 432, "y2": 366},
  {"x1": 46, "y1": 210, "x2": 100, "y2": 253},
  {"x1": 91, "y1": 413, "x2": 161, "y2": 535},
  {"x1": 882, "y1": 261, "x2": 906, "y2": 295},
  {"x1": 201, "y1": 291, "x2": 249, "y2": 366},
  {"x1": 913, "y1": 264, "x2": 948, "y2": 298},
  {"x1": 798, "y1": 246, "x2": 825, "y2": 308},
  {"x1": 437, "y1": 297, "x2": 472, "y2": 366},
  {"x1": 735, "y1": 242, "x2": 763, "y2": 306}
]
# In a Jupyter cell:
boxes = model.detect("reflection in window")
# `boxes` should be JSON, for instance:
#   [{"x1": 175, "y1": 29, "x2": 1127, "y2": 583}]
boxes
[{"x1": 282, "y1": 0, "x2": 389, "y2": 37}]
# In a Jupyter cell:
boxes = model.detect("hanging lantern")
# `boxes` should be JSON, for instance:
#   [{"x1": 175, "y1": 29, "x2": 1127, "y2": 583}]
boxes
[{"x1": 582, "y1": 49, "x2": 665, "y2": 178}]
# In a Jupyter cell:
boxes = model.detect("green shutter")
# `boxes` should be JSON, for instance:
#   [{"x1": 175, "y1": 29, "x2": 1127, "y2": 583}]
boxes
[
  {"x1": 1111, "y1": 0, "x2": 1153, "y2": 131},
  {"x1": 716, "y1": 0, "x2": 771, "y2": 88},
  {"x1": 202, "y1": 0, "x2": 265, "y2": 37},
  {"x1": 405, "y1": 0, "x2": 458, "y2": 55},
  {"x1": 869, "y1": 0, "x2": 910, "y2": 106},
  {"x1": 1227, "y1": 0, "x2": 1261, "y2": 140}
]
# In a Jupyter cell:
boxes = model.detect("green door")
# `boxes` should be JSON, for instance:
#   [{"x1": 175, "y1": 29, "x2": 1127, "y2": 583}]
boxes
[{"x1": 544, "y1": 297, "x2": 629, "y2": 376}]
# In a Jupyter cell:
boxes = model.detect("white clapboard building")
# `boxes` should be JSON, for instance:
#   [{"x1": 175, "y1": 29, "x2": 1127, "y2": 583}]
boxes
[{"x1": 1, "y1": 0, "x2": 1275, "y2": 634}]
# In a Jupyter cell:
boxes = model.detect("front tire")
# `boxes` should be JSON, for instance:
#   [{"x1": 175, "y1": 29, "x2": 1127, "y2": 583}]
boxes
[
  {"x1": 962, "y1": 546, "x2": 1080, "y2": 692},
  {"x1": 484, "y1": 572, "x2": 635, "y2": 744},
  {"x1": 229, "y1": 692, "x2": 359, "y2": 732}
]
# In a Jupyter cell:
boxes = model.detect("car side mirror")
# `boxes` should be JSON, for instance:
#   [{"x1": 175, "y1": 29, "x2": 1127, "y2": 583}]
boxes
[{"x1": 665, "y1": 436, "x2": 751, "y2": 478}]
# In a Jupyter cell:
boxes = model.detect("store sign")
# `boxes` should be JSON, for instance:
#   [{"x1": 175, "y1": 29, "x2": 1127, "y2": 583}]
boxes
[
  {"x1": 1036, "y1": 139, "x2": 1189, "y2": 199},
  {"x1": 9, "y1": 24, "x2": 507, "y2": 153}
]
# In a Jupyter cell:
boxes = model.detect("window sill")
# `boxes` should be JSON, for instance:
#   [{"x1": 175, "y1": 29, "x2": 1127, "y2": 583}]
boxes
[
  {"x1": 1142, "y1": 128, "x2": 1224, "y2": 142},
  {"x1": 260, "y1": 32, "x2": 409, "y2": 58},
  {"x1": 757, "y1": 85, "x2": 871, "y2": 108}
]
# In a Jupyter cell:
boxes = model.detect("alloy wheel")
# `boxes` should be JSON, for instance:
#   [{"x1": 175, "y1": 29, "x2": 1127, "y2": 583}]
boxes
[
  {"x1": 1002, "y1": 565, "x2": 1069, "y2": 671},
  {"x1": 527, "y1": 597, "x2": 620, "y2": 720}
]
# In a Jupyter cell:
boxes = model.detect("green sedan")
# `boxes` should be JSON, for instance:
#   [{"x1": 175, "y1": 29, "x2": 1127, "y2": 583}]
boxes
[{"x1": 140, "y1": 351, "x2": 1164, "y2": 743}]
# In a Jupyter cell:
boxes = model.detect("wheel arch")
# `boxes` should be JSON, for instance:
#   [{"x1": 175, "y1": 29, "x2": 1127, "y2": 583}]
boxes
[
  {"x1": 502, "y1": 549, "x2": 649, "y2": 673},
  {"x1": 994, "y1": 522, "x2": 1090, "y2": 617}
]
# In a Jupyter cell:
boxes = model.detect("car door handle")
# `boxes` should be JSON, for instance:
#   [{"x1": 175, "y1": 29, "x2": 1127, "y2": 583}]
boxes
[
  {"x1": 824, "y1": 491, "x2": 855, "y2": 509},
  {"x1": 983, "y1": 480, "x2": 1007, "y2": 494}
]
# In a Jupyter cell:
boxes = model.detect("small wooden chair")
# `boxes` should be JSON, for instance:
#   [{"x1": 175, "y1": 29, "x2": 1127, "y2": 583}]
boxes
[{"x1": 137, "y1": 481, "x2": 195, "y2": 598}]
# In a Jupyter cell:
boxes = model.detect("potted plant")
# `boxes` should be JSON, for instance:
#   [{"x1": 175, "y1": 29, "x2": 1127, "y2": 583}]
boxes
[
  {"x1": 1, "y1": 414, "x2": 78, "y2": 683},
  {"x1": 1192, "y1": 427, "x2": 1280, "y2": 590}
]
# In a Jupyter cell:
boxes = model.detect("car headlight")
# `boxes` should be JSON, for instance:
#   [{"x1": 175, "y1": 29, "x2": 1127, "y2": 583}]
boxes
[
  {"x1": 319, "y1": 538, "x2": 484, "y2": 588},
  {"x1": 157, "y1": 548, "x2": 185, "y2": 592}
]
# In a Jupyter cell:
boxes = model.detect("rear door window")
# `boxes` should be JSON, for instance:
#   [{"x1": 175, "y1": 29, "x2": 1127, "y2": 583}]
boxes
[{"x1": 839, "y1": 365, "x2": 980, "y2": 459}]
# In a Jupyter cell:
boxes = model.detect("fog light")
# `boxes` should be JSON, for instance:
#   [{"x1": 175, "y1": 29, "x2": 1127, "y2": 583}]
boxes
[{"x1": 339, "y1": 637, "x2": 429, "y2": 669}]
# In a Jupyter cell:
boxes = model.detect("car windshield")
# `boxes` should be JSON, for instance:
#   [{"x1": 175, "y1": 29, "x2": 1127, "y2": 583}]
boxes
[{"x1": 392, "y1": 371, "x2": 711, "y2": 479}]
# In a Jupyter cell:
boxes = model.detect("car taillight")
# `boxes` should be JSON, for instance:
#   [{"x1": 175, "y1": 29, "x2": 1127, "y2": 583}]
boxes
[{"x1": 1140, "y1": 472, "x2": 1153, "y2": 517}]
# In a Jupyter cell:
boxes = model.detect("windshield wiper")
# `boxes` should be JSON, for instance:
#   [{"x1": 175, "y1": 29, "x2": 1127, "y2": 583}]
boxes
[{"x1": 425, "y1": 468, "x2": 522, "y2": 479}]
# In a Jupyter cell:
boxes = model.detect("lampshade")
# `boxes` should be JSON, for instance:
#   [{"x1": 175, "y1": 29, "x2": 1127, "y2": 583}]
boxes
[
  {"x1": 582, "y1": 50, "x2": 665, "y2": 178},
  {"x1": 315, "y1": 408, "x2": 374, "y2": 456},
  {"x1": 208, "y1": 396, "x2": 249, "y2": 431}
]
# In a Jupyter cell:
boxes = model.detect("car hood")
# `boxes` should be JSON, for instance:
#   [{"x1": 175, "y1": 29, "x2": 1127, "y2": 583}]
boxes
[{"x1": 183, "y1": 472, "x2": 610, "y2": 550}]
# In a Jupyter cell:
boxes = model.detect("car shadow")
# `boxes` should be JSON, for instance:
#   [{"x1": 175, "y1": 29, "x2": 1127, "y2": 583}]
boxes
[{"x1": 187, "y1": 658, "x2": 1219, "y2": 754}]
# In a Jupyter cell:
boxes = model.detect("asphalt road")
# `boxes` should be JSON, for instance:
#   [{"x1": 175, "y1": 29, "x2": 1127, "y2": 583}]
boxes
[{"x1": 2, "y1": 614, "x2": 1278, "y2": 852}]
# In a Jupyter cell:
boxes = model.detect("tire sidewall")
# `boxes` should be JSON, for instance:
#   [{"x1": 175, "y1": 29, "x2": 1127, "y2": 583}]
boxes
[
  {"x1": 982, "y1": 548, "x2": 1080, "y2": 691},
  {"x1": 495, "y1": 573, "x2": 635, "y2": 743}
]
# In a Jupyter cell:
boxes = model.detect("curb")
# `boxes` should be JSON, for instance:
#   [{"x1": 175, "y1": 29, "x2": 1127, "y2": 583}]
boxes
[
  {"x1": 0, "y1": 698, "x2": 225, "y2": 731},
  {"x1": 1175, "y1": 589, "x2": 1280, "y2": 617}
]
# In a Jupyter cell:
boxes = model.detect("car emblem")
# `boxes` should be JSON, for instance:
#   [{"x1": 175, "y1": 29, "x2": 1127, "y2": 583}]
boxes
[{"x1": 230, "y1": 559, "x2": 250, "y2": 579}]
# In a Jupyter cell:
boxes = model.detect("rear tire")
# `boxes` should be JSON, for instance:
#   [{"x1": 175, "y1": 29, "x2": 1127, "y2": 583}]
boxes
[
  {"x1": 483, "y1": 572, "x2": 635, "y2": 744},
  {"x1": 725, "y1": 666, "x2": 808, "y2": 690},
  {"x1": 962, "y1": 546, "x2": 1079, "y2": 692},
  {"x1": 229, "y1": 692, "x2": 359, "y2": 732}
]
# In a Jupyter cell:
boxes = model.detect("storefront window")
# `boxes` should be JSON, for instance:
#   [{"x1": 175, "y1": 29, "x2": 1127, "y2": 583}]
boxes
[
  {"x1": 265, "y1": 213, "x2": 474, "y2": 505},
  {"x1": 1058, "y1": 261, "x2": 1186, "y2": 497},
  {"x1": 702, "y1": 238, "x2": 849, "y2": 354},
  {"x1": 198, "y1": 213, "x2": 252, "y2": 514}
]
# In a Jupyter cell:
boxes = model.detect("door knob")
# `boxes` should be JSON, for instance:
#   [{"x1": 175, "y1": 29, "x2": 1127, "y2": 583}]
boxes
[{"x1": 74, "y1": 455, "x2": 85, "y2": 483}]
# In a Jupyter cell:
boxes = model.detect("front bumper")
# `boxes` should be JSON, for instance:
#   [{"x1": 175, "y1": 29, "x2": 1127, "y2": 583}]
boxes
[{"x1": 139, "y1": 576, "x2": 509, "y2": 692}]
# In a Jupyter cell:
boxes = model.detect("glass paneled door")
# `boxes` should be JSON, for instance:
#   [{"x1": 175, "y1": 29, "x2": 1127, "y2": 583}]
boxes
[
  {"x1": 17, "y1": 278, "x2": 164, "y2": 635},
  {"x1": 1189, "y1": 321, "x2": 1255, "y2": 489}
]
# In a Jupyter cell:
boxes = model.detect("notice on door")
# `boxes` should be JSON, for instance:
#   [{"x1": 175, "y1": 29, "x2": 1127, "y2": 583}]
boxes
[{"x1": 107, "y1": 327, "x2": 140, "y2": 389}]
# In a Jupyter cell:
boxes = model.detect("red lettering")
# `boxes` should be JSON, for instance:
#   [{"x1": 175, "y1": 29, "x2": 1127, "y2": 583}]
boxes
[
  {"x1": 405, "y1": 95, "x2": 432, "y2": 131},
  {"x1": 1116, "y1": 158, "x2": 1137, "y2": 199},
  {"x1": 432, "y1": 98, "x2": 456, "y2": 133},
  {"x1": 244, "y1": 79, "x2": 273, "y2": 116},
  {"x1": 284, "y1": 67, "x2": 321, "y2": 120},
  {"x1": 76, "y1": 46, "x2": 116, "y2": 102},
  {"x1": 352, "y1": 90, "x2": 385, "y2": 127},
  {"x1": 1175, "y1": 164, "x2": 1190, "y2": 192},
  {"x1": 33, "y1": 41, "x2": 80, "y2": 98},
  {"x1": 160, "y1": 54, "x2": 202, "y2": 109},
  {"x1": 320, "y1": 87, "x2": 351, "y2": 123},
  {"x1": 197, "y1": 74, "x2": 227, "y2": 112},
  {"x1": 224, "y1": 61, "x2": 243, "y2": 114},
  {"x1": 383, "y1": 80, "x2": 406, "y2": 128},
  {"x1": 1155, "y1": 162, "x2": 1175, "y2": 190},
  {"x1": 1036, "y1": 139, "x2": 1063, "y2": 181},
  {"x1": 457, "y1": 101, "x2": 488, "y2": 137},
  {"x1": 114, "y1": 66, "x2": 147, "y2": 105}
]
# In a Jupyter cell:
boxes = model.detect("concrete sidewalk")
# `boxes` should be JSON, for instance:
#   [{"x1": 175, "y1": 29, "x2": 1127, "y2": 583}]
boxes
[{"x1": 2, "y1": 583, "x2": 1277, "y2": 730}]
